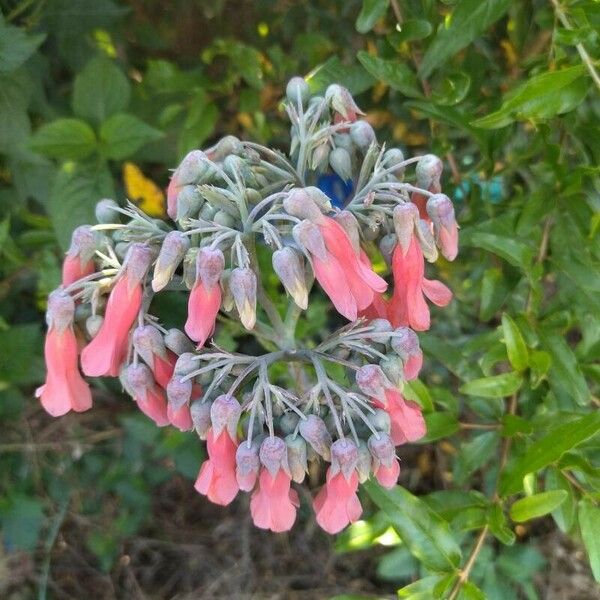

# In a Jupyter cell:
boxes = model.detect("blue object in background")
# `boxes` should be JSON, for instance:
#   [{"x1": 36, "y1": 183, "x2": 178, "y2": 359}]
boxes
[
  {"x1": 317, "y1": 173, "x2": 354, "y2": 208},
  {"x1": 454, "y1": 174, "x2": 505, "y2": 204}
]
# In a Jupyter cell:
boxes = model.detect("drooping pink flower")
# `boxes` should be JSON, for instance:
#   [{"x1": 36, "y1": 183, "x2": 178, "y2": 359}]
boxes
[
  {"x1": 167, "y1": 150, "x2": 206, "y2": 219},
  {"x1": 388, "y1": 236, "x2": 452, "y2": 331},
  {"x1": 426, "y1": 194, "x2": 459, "y2": 262},
  {"x1": 165, "y1": 374, "x2": 199, "y2": 432},
  {"x1": 62, "y1": 226, "x2": 97, "y2": 286},
  {"x1": 194, "y1": 395, "x2": 241, "y2": 506},
  {"x1": 368, "y1": 433, "x2": 400, "y2": 489},
  {"x1": 35, "y1": 290, "x2": 92, "y2": 417},
  {"x1": 374, "y1": 389, "x2": 426, "y2": 446},
  {"x1": 249, "y1": 436, "x2": 299, "y2": 532},
  {"x1": 123, "y1": 363, "x2": 169, "y2": 427},
  {"x1": 81, "y1": 244, "x2": 153, "y2": 377},
  {"x1": 313, "y1": 439, "x2": 362, "y2": 534},
  {"x1": 391, "y1": 327, "x2": 423, "y2": 381},
  {"x1": 185, "y1": 247, "x2": 224, "y2": 347},
  {"x1": 132, "y1": 325, "x2": 178, "y2": 388}
]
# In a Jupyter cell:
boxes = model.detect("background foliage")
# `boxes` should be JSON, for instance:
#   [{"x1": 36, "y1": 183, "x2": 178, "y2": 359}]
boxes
[{"x1": 1, "y1": 0, "x2": 599, "y2": 598}]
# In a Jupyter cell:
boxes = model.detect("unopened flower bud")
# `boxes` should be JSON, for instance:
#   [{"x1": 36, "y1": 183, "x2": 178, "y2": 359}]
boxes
[
  {"x1": 293, "y1": 220, "x2": 328, "y2": 261},
  {"x1": 229, "y1": 267, "x2": 257, "y2": 330},
  {"x1": 95, "y1": 198, "x2": 120, "y2": 223},
  {"x1": 173, "y1": 352, "x2": 197, "y2": 376},
  {"x1": 285, "y1": 435, "x2": 308, "y2": 483},
  {"x1": 46, "y1": 289, "x2": 75, "y2": 331},
  {"x1": 152, "y1": 232, "x2": 190, "y2": 292},
  {"x1": 383, "y1": 148, "x2": 405, "y2": 177},
  {"x1": 356, "y1": 441, "x2": 372, "y2": 483},
  {"x1": 393, "y1": 203, "x2": 419, "y2": 254},
  {"x1": 305, "y1": 186, "x2": 333, "y2": 213},
  {"x1": 325, "y1": 84, "x2": 364, "y2": 121},
  {"x1": 368, "y1": 432, "x2": 396, "y2": 469},
  {"x1": 67, "y1": 225, "x2": 98, "y2": 264},
  {"x1": 236, "y1": 440, "x2": 261, "y2": 491},
  {"x1": 197, "y1": 247, "x2": 225, "y2": 289},
  {"x1": 279, "y1": 412, "x2": 300, "y2": 435},
  {"x1": 283, "y1": 188, "x2": 323, "y2": 221},
  {"x1": 415, "y1": 154, "x2": 443, "y2": 193},
  {"x1": 133, "y1": 325, "x2": 167, "y2": 366},
  {"x1": 299, "y1": 414, "x2": 332, "y2": 460},
  {"x1": 183, "y1": 248, "x2": 199, "y2": 289},
  {"x1": 210, "y1": 394, "x2": 241, "y2": 439},
  {"x1": 380, "y1": 356, "x2": 404, "y2": 389},
  {"x1": 86, "y1": 314, "x2": 103, "y2": 338},
  {"x1": 167, "y1": 376, "x2": 192, "y2": 411},
  {"x1": 369, "y1": 409, "x2": 391, "y2": 434},
  {"x1": 174, "y1": 150, "x2": 208, "y2": 186},
  {"x1": 356, "y1": 364, "x2": 391, "y2": 402},
  {"x1": 213, "y1": 210, "x2": 236, "y2": 228},
  {"x1": 124, "y1": 363, "x2": 154, "y2": 397},
  {"x1": 379, "y1": 233, "x2": 397, "y2": 266},
  {"x1": 311, "y1": 142, "x2": 330, "y2": 171},
  {"x1": 330, "y1": 438, "x2": 359, "y2": 480},
  {"x1": 164, "y1": 328, "x2": 195, "y2": 355},
  {"x1": 286, "y1": 76, "x2": 310, "y2": 105},
  {"x1": 350, "y1": 120, "x2": 376, "y2": 152},
  {"x1": 329, "y1": 147, "x2": 352, "y2": 181},
  {"x1": 190, "y1": 400, "x2": 212, "y2": 439},
  {"x1": 415, "y1": 219, "x2": 438, "y2": 263},
  {"x1": 123, "y1": 243, "x2": 154, "y2": 287},
  {"x1": 426, "y1": 193, "x2": 458, "y2": 261},
  {"x1": 333, "y1": 210, "x2": 360, "y2": 254},
  {"x1": 259, "y1": 436, "x2": 289, "y2": 477},
  {"x1": 272, "y1": 247, "x2": 308, "y2": 310},
  {"x1": 175, "y1": 185, "x2": 203, "y2": 220},
  {"x1": 209, "y1": 135, "x2": 243, "y2": 161},
  {"x1": 391, "y1": 327, "x2": 422, "y2": 380}
]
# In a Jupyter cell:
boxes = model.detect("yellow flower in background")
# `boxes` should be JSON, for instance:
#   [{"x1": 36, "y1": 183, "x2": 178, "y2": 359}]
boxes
[{"x1": 122, "y1": 162, "x2": 166, "y2": 217}]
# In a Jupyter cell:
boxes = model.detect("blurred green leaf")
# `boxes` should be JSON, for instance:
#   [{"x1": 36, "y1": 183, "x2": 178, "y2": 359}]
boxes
[
  {"x1": 501, "y1": 314, "x2": 528, "y2": 372},
  {"x1": 72, "y1": 56, "x2": 131, "y2": 125},
  {"x1": 99, "y1": 113, "x2": 163, "y2": 160},
  {"x1": 579, "y1": 498, "x2": 600, "y2": 582},
  {"x1": 0, "y1": 495, "x2": 44, "y2": 551},
  {"x1": 0, "y1": 324, "x2": 43, "y2": 386},
  {"x1": 307, "y1": 56, "x2": 375, "y2": 95},
  {"x1": 398, "y1": 575, "x2": 446, "y2": 598},
  {"x1": 509, "y1": 490, "x2": 568, "y2": 522},
  {"x1": 388, "y1": 19, "x2": 433, "y2": 45},
  {"x1": 30, "y1": 118, "x2": 97, "y2": 160},
  {"x1": 356, "y1": 0, "x2": 389, "y2": 34},
  {"x1": 457, "y1": 581, "x2": 486, "y2": 600},
  {"x1": 545, "y1": 468, "x2": 576, "y2": 533},
  {"x1": 460, "y1": 372, "x2": 522, "y2": 398},
  {"x1": 464, "y1": 232, "x2": 534, "y2": 270},
  {"x1": 472, "y1": 66, "x2": 589, "y2": 128},
  {"x1": 357, "y1": 51, "x2": 422, "y2": 97},
  {"x1": 364, "y1": 481, "x2": 462, "y2": 572},
  {"x1": 487, "y1": 504, "x2": 516, "y2": 545},
  {"x1": 500, "y1": 412, "x2": 600, "y2": 495},
  {"x1": 419, "y1": 0, "x2": 511, "y2": 77},
  {"x1": 420, "y1": 412, "x2": 459, "y2": 442},
  {"x1": 0, "y1": 17, "x2": 46, "y2": 73}
]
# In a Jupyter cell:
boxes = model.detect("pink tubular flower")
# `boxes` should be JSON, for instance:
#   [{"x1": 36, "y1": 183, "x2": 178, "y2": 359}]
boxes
[
  {"x1": 368, "y1": 433, "x2": 400, "y2": 489},
  {"x1": 124, "y1": 363, "x2": 169, "y2": 427},
  {"x1": 391, "y1": 327, "x2": 423, "y2": 381},
  {"x1": 388, "y1": 236, "x2": 452, "y2": 331},
  {"x1": 132, "y1": 325, "x2": 178, "y2": 389},
  {"x1": 426, "y1": 194, "x2": 459, "y2": 262},
  {"x1": 81, "y1": 244, "x2": 153, "y2": 377},
  {"x1": 185, "y1": 247, "x2": 224, "y2": 347},
  {"x1": 375, "y1": 389, "x2": 426, "y2": 446},
  {"x1": 62, "y1": 225, "x2": 97, "y2": 286},
  {"x1": 313, "y1": 439, "x2": 362, "y2": 534},
  {"x1": 250, "y1": 437, "x2": 299, "y2": 532},
  {"x1": 35, "y1": 290, "x2": 92, "y2": 417},
  {"x1": 194, "y1": 395, "x2": 241, "y2": 506}
]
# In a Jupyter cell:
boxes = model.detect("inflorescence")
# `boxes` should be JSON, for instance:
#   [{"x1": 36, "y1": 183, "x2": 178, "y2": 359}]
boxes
[{"x1": 37, "y1": 78, "x2": 458, "y2": 534}]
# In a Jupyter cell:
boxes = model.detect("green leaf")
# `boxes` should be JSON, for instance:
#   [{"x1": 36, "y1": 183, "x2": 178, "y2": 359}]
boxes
[
  {"x1": 99, "y1": 113, "x2": 163, "y2": 160},
  {"x1": 479, "y1": 268, "x2": 507, "y2": 322},
  {"x1": 388, "y1": 19, "x2": 433, "y2": 45},
  {"x1": 356, "y1": 0, "x2": 389, "y2": 33},
  {"x1": 460, "y1": 372, "x2": 523, "y2": 398},
  {"x1": 545, "y1": 468, "x2": 576, "y2": 533},
  {"x1": 420, "y1": 412, "x2": 460, "y2": 443},
  {"x1": 30, "y1": 118, "x2": 97, "y2": 160},
  {"x1": 47, "y1": 161, "x2": 115, "y2": 250},
  {"x1": 579, "y1": 498, "x2": 600, "y2": 581},
  {"x1": 0, "y1": 495, "x2": 44, "y2": 552},
  {"x1": 72, "y1": 56, "x2": 131, "y2": 125},
  {"x1": 419, "y1": 0, "x2": 511, "y2": 77},
  {"x1": 472, "y1": 65, "x2": 589, "y2": 128},
  {"x1": 529, "y1": 350, "x2": 552, "y2": 389},
  {"x1": 0, "y1": 18, "x2": 46, "y2": 73},
  {"x1": 454, "y1": 432, "x2": 500, "y2": 485},
  {"x1": 501, "y1": 314, "x2": 528, "y2": 372},
  {"x1": 0, "y1": 324, "x2": 44, "y2": 386},
  {"x1": 431, "y1": 71, "x2": 471, "y2": 106},
  {"x1": 357, "y1": 51, "x2": 422, "y2": 98},
  {"x1": 487, "y1": 504, "x2": 515, "y2": 545},
  {"x1": 509, "y1": 491, "x2": 568, "y2": 522},
  {"x1": 465, "y1": 232, "x2": 534, "y2": 270},
  {"x1": 539, "y1": 330, "x2": 589, "y2": 406},
  {"x1": 457, "y1": 581, "x2": 486, "y2": 600},
  {"x1": 398, "y1": 575, "x2": 447, "y2": 598},
  {"x1": 308, "y1": 57, "x2": 375, "y2": 96},
  {"x1": 364, "y1": 481, "x2": 462, "y2": 572},
  {"x1": 500, "y1": 412, "x2": 600, "y2": 495}
]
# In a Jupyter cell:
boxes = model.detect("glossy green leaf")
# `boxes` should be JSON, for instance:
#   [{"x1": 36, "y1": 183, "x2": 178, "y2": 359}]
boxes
[
  {"x1": 460, "y1": 372, "x2": 523, "y2": 398},
  {"x1": 529, "y1": 350, "x2": 552, "y2": 389},
  {"x1": 431, "y1": 71, "x2": 471, "y2": 106},
  {"x1": 398, "y1": 575, "x2": 445, "y2": 599},
  {"x1": 30, "y1": 119, "x2": 97, "y2": 160},
  {"x1": 419, "y1": 412, "x2": 460, "y2": 443},
  {"x1": 472, "y1": 65, "x2": 589, "y2": 128},
  {"x1": 500, "y1": 412, "x2": 600, "y2": 495},
  {"x1": 99, "y1": 113, "x2": 163, "y2": 160},
  {"x1": 479, "y1": 268, "x2": 508, "y2": 322},
  {"x1": 509, "y1": 491, "x2": 568, "y2": 522},
  {"x1": 72, "y1": 56, "x2": 131, "y2": 125},
  {"x1": 364, "y1": 481, "x2": 462, "y2": 572},
  {"x1": 579, "y1": 498, "x2": 600, "y2": 581},
  {"x1": 356, "y1": 0, "x2": 389, "y2": 33},
  {"x1": 501, "y1": 314, "x2": 528, "y2": 372},
  {"x1": 466, "y1": 232, "x2": 534, "y2": 270},
  {"x1": 419, "y1": 0, "x2": 511, "y2": 77},
  {"x1": 388, "y1": 19, "x2": 433, "y2": 46},
  {"x1": 457, "y1": 581, "x2": 486, "y2": 600},
  {"x1": 357, "y1": 51, "x2": 422, "y2": 98}
]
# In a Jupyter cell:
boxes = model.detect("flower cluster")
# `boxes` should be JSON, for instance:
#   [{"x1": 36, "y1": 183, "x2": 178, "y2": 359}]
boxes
[{"x1": 37, "y1": 78, "x2": 458, "y2": 534}]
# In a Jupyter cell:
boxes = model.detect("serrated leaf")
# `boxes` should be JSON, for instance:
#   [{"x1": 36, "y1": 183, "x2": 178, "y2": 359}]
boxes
[
  {"x1": 364, "y1": 481, "x2": 462, "y2": 572},
  {"x1": 460, "y1": 372, "x2": 523, "y2": 398},
  {"x1": 500, "y1": 412, "x2": 600, "y2": 495},
  {"x1": 419, "y1": 0, "x2": 511, "y2": 77},
  {"x1": 30, "y1": 118, "x2": 97, "y2": 160},
  {"x1": 509, "y1": 490, "x2": 568, "y2": 522},
  {"x1": 579, "y1": 498, "x2": 600, "y2": 581},
  {"x1": 357, "y1": 51, "x2": 422, "y2": 98},
  {"x1": 472, "y1": 65, "x2": 589, "y2": 128},
  {"x1": 99, "y1": 113, "x2": 163, "y2": 160},
  {"x1": 356, "y1": 0, "x2": 389, "y2": 33},
  {"x1": 501, "y1": 314, "x2": 528, "y2": 372},
  {"x1": 72, "y1": 56, "x2": 131, "y2": 125}
]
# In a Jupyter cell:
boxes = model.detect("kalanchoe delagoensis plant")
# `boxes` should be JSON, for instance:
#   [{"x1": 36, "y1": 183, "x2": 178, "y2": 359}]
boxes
[{"x1": 37, "y1": 79, "x2": 459, "y2": 534}]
